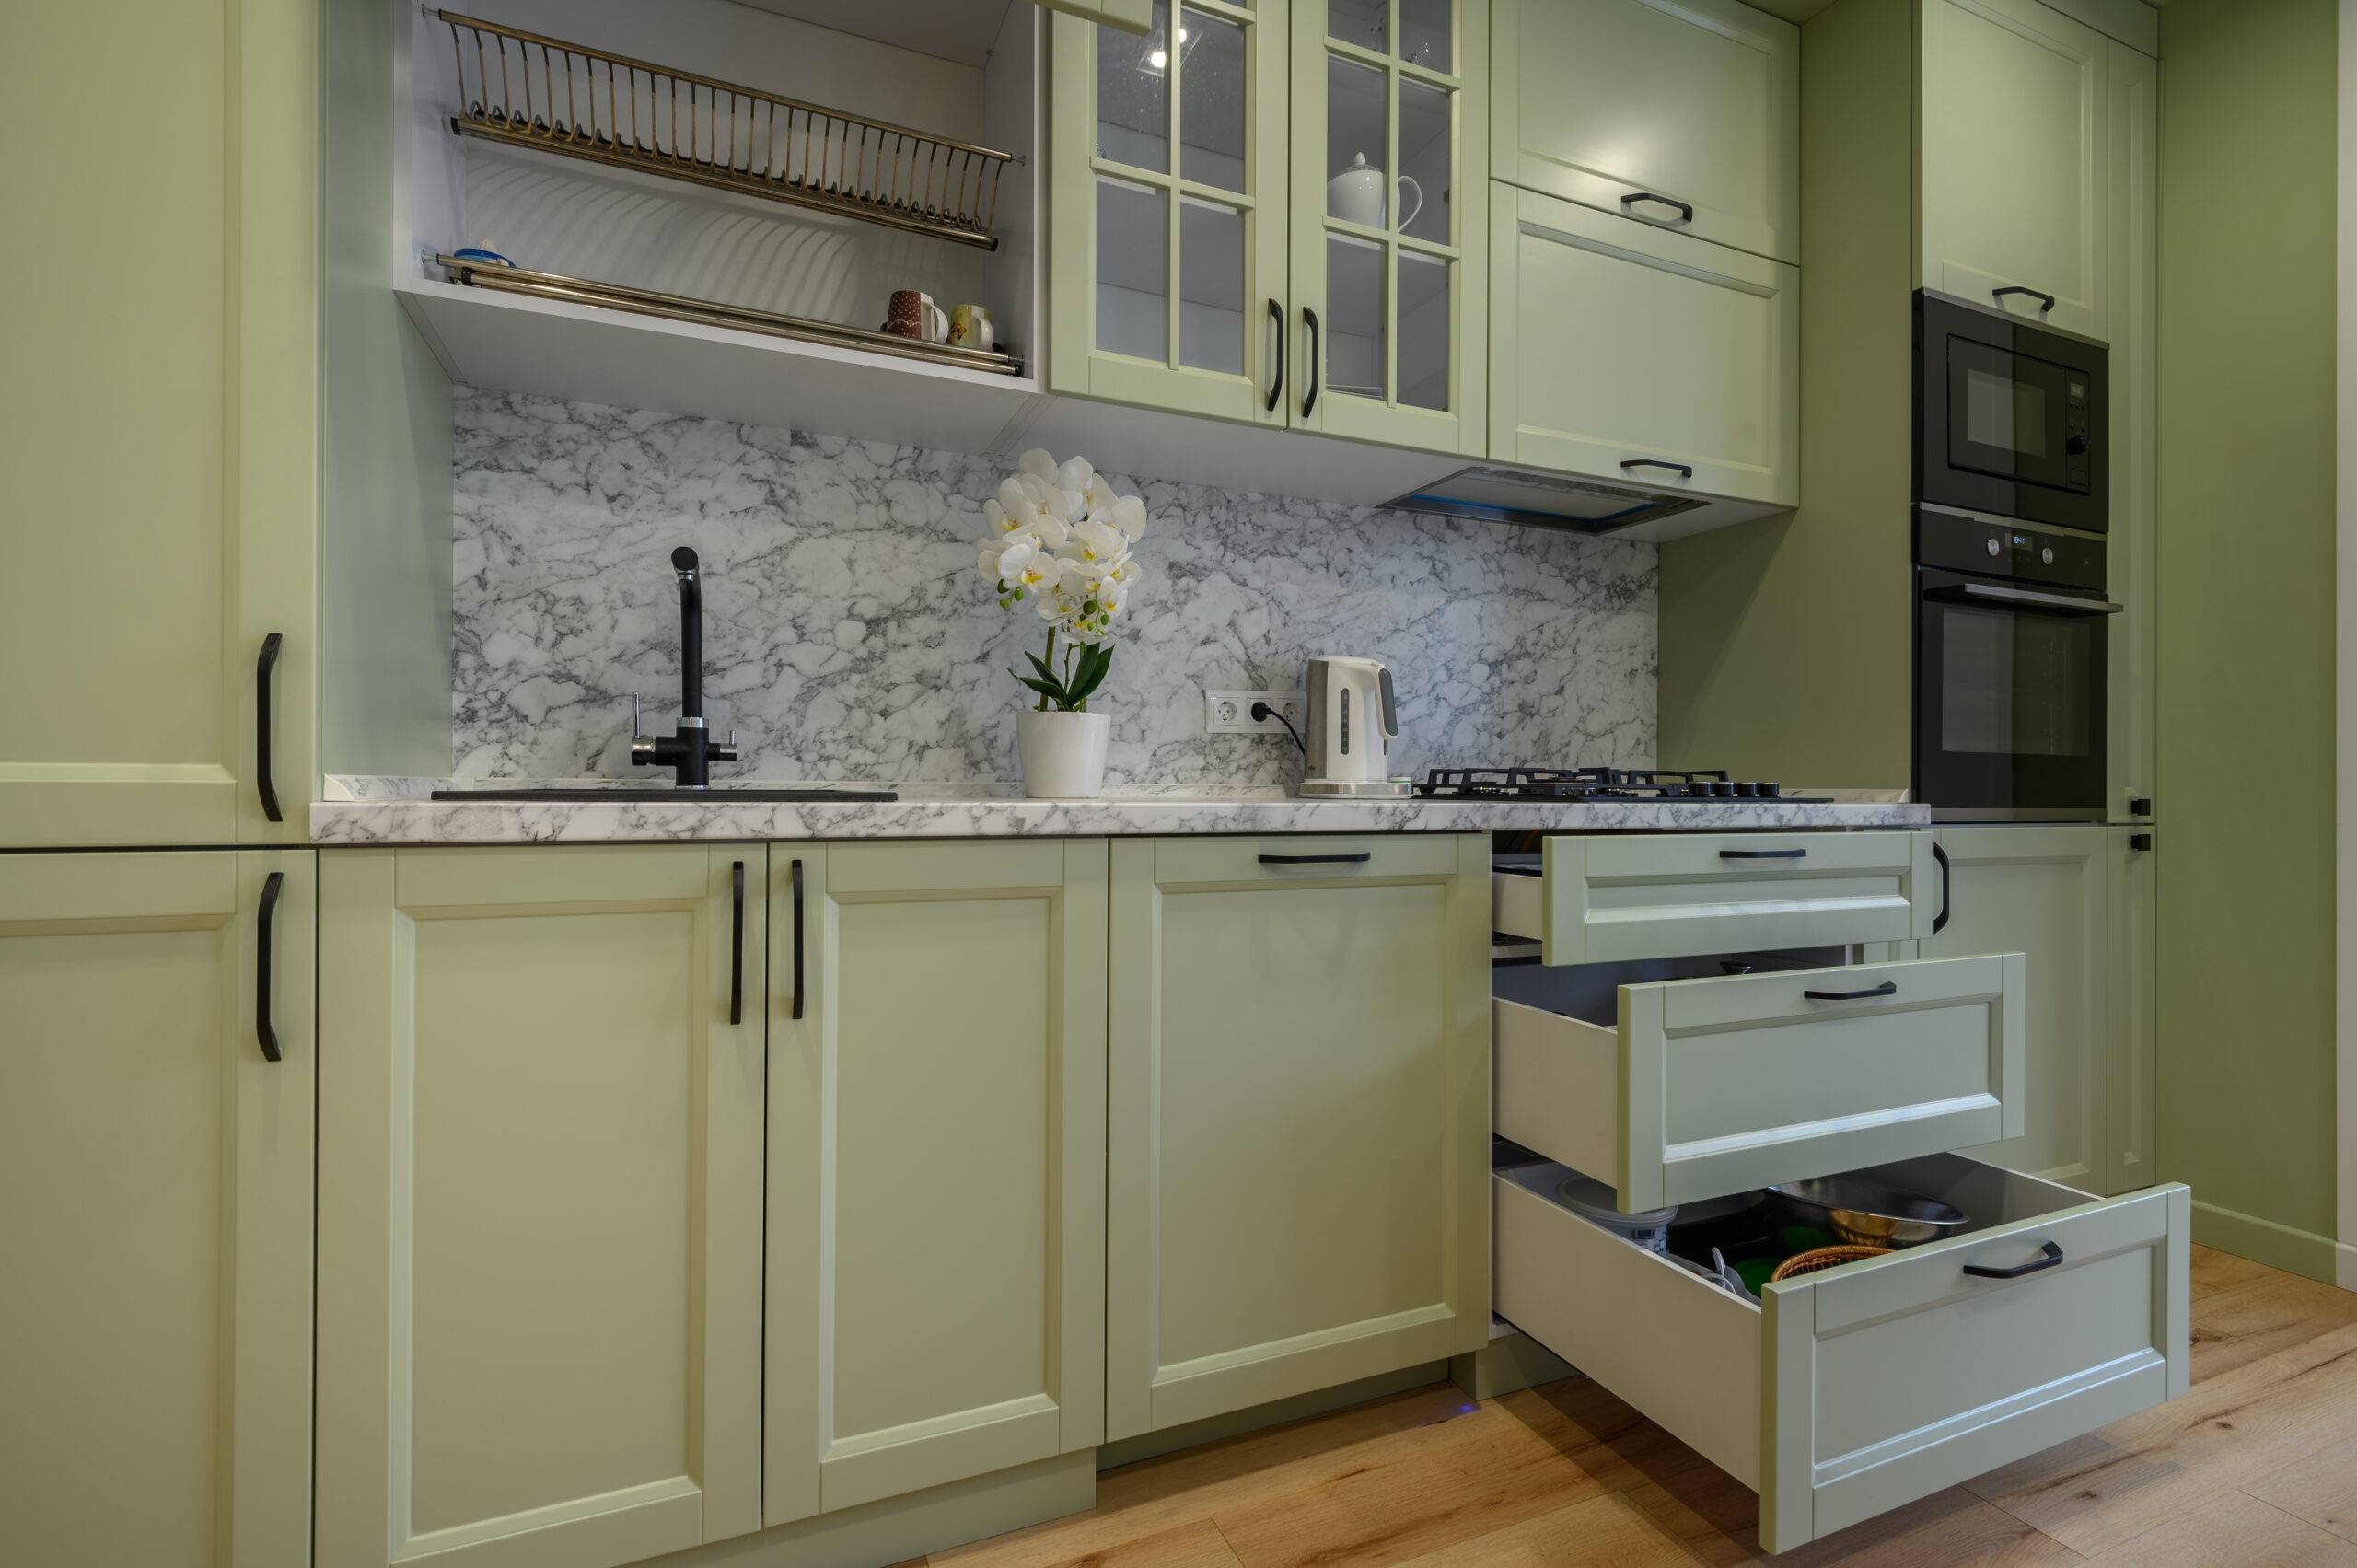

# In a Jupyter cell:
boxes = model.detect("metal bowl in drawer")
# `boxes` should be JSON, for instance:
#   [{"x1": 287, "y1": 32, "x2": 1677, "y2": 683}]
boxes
[{"x1": 1769, "y1": 1174, "x2": 1969, "y2": 1247}]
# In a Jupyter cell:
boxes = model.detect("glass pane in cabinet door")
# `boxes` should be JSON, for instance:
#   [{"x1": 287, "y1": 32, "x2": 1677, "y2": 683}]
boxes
[
  {"x1": 1178, "y1": 8, "x2": 1246, "y2": 193},
  {"x1": 1325, "y1": 232, "x2": 1387, "y2": 401},
  {"x1": 1329, "y1": 0, "x2": 1387, "y2": 52},
  {"x1": 1097, "y1": 177, "x2": 1168, "y2": 362},
  {"x1": 1178, "y1": 199, "x2": 1245, "y2": 375},
  {"x1": 1398, "y1": 249, "x2": 1450, "y2": 410},
  {"x1": 1399, "y1": 0, "x2": 1452, "y2": 71},
  {"x1": 1097, "y1": 0, "x2": 1170, "y2": 172},
  {"x1": 1396, "y1": 76, "x2": 1451, "y2": 244},
  {"x1": 1325, "y1": 55, "x2": 1390, "y2": 228}
]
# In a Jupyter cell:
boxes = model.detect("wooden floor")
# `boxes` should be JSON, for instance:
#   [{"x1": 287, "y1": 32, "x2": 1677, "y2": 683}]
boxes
[{"x1": 918, "y1": 1248, "x2": 2357, "y2": 1567}]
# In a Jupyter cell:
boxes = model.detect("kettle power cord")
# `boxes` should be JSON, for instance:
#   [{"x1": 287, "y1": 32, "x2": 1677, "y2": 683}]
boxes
[{"x1": 1250, "y1": 701, "x2": 1308, "y2": 755}]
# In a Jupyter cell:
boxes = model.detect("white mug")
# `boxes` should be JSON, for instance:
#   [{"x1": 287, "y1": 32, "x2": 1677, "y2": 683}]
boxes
[{"x1": 1327, "y1": 152, "x2": 1423, "y2": 231}]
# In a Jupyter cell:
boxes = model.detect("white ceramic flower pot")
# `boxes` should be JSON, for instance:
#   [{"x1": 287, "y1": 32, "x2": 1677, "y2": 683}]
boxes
[{"x1": 1016, "y1": 709, "x2": 1111, "y2": 799}]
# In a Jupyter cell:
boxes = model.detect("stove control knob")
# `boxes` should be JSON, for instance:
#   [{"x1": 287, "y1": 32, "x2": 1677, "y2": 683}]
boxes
[
  {"x1": 1760, "y1": 781, "x2": 1781, "y2": 797},
  {"x1": 1713, "y1": 781, "x2": 1736, "y2": 797},
  {"x1": 2040, "y1": 545, "x2": 2056, "y2": 566},
  {"x1": 1985, "y1": 537, "x2": 2003, "y2": 558}
]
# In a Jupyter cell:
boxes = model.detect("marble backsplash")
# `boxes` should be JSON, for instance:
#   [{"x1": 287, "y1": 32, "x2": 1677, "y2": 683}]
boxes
[{"x1": 451, "y1": 389, "x2": 1658, "y2": 784}]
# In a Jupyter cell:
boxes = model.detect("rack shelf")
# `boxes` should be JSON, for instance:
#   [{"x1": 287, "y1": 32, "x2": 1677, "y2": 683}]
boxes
[{"x1": 435, "y1": 8, "x2": 1014, "y2": 250}]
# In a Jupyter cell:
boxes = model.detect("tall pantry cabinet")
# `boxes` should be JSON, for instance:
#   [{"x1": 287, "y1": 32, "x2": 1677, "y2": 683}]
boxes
[{"x1": 0, "y1": 1, "x2": 320, "y2": 1564}]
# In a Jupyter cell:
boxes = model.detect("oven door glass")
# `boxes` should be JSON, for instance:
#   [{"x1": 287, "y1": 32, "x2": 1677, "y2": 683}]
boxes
[
  {"x1": 1916, "y1": 578, "x2": 2107, "y2": 816},
  {"x1": 1945, "y1": 337, "x2": 2085, "y2": 494}
]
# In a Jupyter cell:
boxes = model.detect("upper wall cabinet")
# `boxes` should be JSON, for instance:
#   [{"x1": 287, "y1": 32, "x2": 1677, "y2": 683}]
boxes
[
  {"x1": 0, "y1": 0, "x2": 315, "y2": 848},
  {"x1": 1048, "y1": 0, "x2": 1488, "y2": 455},
  {"x1": 1920, "y1": 0, "x2": 2111, "y2": 339},
  {"x1": 1490, "y1": 0, "x2": 1798, "y2": 264}
]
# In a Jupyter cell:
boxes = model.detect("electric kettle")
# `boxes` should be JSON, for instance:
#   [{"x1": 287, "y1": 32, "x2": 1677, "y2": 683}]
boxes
[{"x1": 1300, "y1": 656, "x2": 1410, "y2": 797}]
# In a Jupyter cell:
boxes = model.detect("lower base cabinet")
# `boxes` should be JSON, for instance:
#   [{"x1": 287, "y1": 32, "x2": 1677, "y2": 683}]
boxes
[
  {"x1": 1104, "y1": 836, "x2": 1492, "y2": 1439},
  {"x1": 0, "y1": 850, "x2": 314, "y2": 1568}
]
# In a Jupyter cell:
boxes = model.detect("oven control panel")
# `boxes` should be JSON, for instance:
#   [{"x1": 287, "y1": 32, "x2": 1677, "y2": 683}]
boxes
[{"x1": 1916, "y1": 506, "x2": 2105, "y2": 592}]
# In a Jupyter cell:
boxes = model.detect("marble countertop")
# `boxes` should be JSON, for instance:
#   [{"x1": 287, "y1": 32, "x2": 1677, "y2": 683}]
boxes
[{"x1": 314, "y1": 779, "x2": 1927, "y2": 845}]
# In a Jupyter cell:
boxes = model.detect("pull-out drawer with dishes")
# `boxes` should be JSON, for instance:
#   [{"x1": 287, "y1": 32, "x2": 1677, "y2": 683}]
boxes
[
  {"x1": 1493, "y1": 1152, "x2": 2191, "y2": 1555},
  {"x1": 1493, "y1": 830, "x2": 1944, "y2": 965},
  {"x1": 1493, "y1": 952, "x2": 2026, "y2": 1211}
]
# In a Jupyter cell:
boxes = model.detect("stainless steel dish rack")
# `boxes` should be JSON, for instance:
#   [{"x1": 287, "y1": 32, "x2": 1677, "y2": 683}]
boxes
[{"x1": 435, "y1": 9, "x2": 1014, "y2": 250}]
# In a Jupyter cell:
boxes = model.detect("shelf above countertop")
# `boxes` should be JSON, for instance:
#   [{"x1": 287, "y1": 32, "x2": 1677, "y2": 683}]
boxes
[{"x1": 314, "y1": 778, "x2": 1930, "y2": 846}]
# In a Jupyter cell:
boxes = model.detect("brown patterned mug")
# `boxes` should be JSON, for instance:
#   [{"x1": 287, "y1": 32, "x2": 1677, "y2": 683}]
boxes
[{"x1": 886, "y1": 289, "x2": 948, "y2": 343}]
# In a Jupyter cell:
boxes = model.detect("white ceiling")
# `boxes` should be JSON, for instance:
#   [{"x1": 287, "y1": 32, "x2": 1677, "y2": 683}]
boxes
[{"x1": 726, "y1": 0, "x2": 1019, "y2": 68}]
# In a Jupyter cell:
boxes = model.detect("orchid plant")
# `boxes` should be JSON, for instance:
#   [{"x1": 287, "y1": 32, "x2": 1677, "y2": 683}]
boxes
[{"x1": 976, "y1": 449, "x2": 1148, "y2": 712}]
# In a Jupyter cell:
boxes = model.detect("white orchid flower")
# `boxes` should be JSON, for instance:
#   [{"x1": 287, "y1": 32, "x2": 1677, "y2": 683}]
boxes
[
  {"x1": 1072, "y1": 517, "x2": 1123, "y2": 563},
  {"x1": 1018, "y1": 448, "x2": 1058, "y2": 482},
  {"x1": 1056, "y1": 456, "x2": 1095, "y2": 494},
  {"x1": 1097, "y1": 575, "x2": 1129, "y2": 616},
  {"x1": 1110, "y1": 494, "x2": 1147, "y2": 541}
]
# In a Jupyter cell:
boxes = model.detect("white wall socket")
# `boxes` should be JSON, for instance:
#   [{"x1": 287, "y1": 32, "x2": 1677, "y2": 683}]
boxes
[{"x1": 1206, "y1": 689, "x2": 1306, "y2": 737}]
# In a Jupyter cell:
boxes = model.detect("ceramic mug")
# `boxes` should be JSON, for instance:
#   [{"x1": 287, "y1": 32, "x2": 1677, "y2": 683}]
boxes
[
  {"x1": 886, "y1": 289, "x2": 949, "y2": 343},
  {"x1": 948, "y1": 303, "x2": 995, "y2": 351},
  {"x1": 1326, "y1": 152, "x2": 1422, "y2": 231}
]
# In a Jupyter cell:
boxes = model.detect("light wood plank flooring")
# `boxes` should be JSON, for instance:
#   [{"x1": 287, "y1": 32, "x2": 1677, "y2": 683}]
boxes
[{"x1": 915, "y1": 1248, "x2": 2357, "y2": 1567}]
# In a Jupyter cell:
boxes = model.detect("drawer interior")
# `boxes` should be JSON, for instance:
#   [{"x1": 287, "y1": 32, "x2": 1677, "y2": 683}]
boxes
[{"x1": 1492, "y1": 947, "x2": 1848, "y2": 1028}]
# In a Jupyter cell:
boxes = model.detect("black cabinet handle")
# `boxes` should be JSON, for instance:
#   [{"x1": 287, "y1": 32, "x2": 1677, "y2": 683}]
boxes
[
  {"x1": 1302, "y1": 305, "x2": 1320, "y2": 417},
  {"x1": 255, "y1": 633, "x2": 284, "y2": 823},
  {"x1": 1803, "y1": 981, "x2": 1898, "y2": 1002},
  {"x1": 1259, "y1": 852, "x2": 1372, "y2": 865},
  {"x1": 1265, "y1": 298, "x2": 1284, "y2": 413},
  {"x1": 1720, "y1": 847, "x2": 1805, "y2": 861},
  {"x1": 1932, "y1": 841, "x2": 1952, "y2": 934},
  {"x1": 1991, "y1": 285, "x2": 2056, "y2": 314},
  {"x1": 1963, "y1": 1239, "x2": 2065, "y2": 1280},
  {"x1": 2130, "y1": 796, "x2": 2153, "y2": 817},
  {"x1": 1620, "y1": 459, "x2": 1694, "y2": 480},
  {"x1": 255, "y1": 870, "x2": 284, "y2": 1063},
  {"x1": 729, "y1": 861, "x2": 745, "y2": 1026},
  {"x1": 2131, "y1": 832, "x2": 2154, "y2": 852},
  {"x1": 1620, "y1": 191, "x2": 1693, "y2": 223},
  {"x1": 790, "y1": 857, "x2": 806, "y2": 1021}
]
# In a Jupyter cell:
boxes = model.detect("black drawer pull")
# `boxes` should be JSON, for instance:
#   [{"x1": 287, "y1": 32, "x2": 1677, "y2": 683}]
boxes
[
  {"x1": 1720, "y1": 847, "x2": 1805, "y2": 861},
  {"x1": 1620, "y1": 191, "x2": 1694, "y2": 223},
  {"x1": 790, "y1": 858, "x2": 806, "y2": 1021},
  {"x1": 256, "y1": 633, "x2": 284, "y2": 823},
  {"x1": 1259, "y1": 852, "x2": 1372, "y2": 865},
  {"x1": 1265, "y1": 297, "x2": 1284, "y2": 412},
  {"x1": 1991, "y1": 285, "x2": 2057, "y2": 313},
  {"x1": 1802, "y1": 981, "x2": 1898, "y2": 1002},
  {"x1": 1620, "y1": 458, "x2": 1694, "y2": 480},
  {"x1": 1963, "y1": 1240, "x2": 2065, "y2": 1280},
  {"x1": 728, "y1": 861, "x2": 745, "y2": 1026},
  {"x1": 255, "y1": 870, "x2": 284, "y2": 1063},
  {"x1": 1932, "y1": 841, "x2": 1952, "y2": 934},
  {"x1": 1302, "y1": 305, "x2": 1321, "y2": 417}
]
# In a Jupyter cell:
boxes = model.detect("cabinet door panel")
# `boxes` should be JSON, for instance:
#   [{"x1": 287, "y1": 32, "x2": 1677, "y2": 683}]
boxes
[
  {"x1": 1492, "y1": 0, "x2": 1797, "y2": 263},
  {"x1": 1048, "y1": 6, "x2": 1292, "y2": 424},
  {"x1": 766, "y1": 842, "x2": 1107, "y2": 1524},
  {"x1": 0, "y1": 851, "x2": 313, "y2": 1567},
  {"x1": 1107, "y1": 835, "x2": 1489, "y2": 1439},
  {"x1": 1920, "y1": 0, "x2": 2109, "y2": 338},
  {"x1": 1028, "y1": 0, "x2": 1155, "y2": 31},
  {"x1": 318, "y1": 846, "x2": 762, "y2": 1567},
  {"x1": 1490, "y1": 184, "x2": 1797, "y2": 505},
  {"x1": 0, "y1": 0, "x2": 314, "y2": 846},
  {"x1": 2107, "y1": 40, "x2": 2157, "y2": 818},
  {"x1": 1925, "y1": 825, "x2": 2107, "y2": 1191}
]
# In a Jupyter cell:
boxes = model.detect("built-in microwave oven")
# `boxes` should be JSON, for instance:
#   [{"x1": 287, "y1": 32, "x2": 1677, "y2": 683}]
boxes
[{"x1": 1915, "y1": 290, "x2": 2107, "y2": 533}]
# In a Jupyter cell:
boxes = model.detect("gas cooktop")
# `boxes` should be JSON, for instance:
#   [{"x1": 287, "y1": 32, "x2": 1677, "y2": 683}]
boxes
[{"x1": 1411, "y1": 767, "x2": 1829, "y2": 804}]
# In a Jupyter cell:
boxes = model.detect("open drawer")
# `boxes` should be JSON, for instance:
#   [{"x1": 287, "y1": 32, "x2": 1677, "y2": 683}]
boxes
[
  {"x1": 1493, "y1": 830, "x2": 1941, "y2": 965},
  {"x1": 1495, "y1": 954, "x2": 2025, "y2": 1211},
  {"x1": 1494, "y1": 1155, "x2": 2191, "y2": 1555}
]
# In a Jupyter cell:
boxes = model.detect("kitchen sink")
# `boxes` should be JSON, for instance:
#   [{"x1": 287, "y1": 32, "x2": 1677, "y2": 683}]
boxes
[{"x1": 430, "y1": 786, "x2": 900, "y2": 803}]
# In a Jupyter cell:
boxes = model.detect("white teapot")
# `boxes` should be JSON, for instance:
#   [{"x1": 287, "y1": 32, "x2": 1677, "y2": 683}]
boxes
[{"x1": 1326, "y1": 152, "x2": 1422, "y2": 231}]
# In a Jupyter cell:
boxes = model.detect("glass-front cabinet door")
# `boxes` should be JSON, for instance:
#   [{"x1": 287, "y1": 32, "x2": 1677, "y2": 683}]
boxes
[
  {"x1": 1047, "y1": 5, "x2": 1293, "y2": 423},
  {"x1": 1287, "y1": 0, "x2": 1486, "y2": 453}
]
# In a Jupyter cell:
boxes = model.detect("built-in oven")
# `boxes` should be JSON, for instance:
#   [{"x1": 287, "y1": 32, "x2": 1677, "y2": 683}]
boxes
[
  {"x1": 1916, "y1": 289, "x2": 2107, "y2": 533},
  {"x1": 1914, "y1": 507, "x2": 2118, "y2": 821}
]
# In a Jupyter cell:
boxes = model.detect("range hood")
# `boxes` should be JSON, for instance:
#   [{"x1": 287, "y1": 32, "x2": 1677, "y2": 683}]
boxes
[{"x1": 1387, "y1": 462, "x2": 1782, "y2": 543}]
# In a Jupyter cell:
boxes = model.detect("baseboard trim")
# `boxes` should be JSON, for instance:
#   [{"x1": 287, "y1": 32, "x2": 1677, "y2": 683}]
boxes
[
  {"x1": 2339, "y1": 1239, "x2": 2357, "y2": 1293},
  {"x1": 2192, "y1": 1199, "x2": 2343, "y2": 1284},
  {"x1": 1094, "y1": 1361, "x2": 1448, "y2": 1471}
]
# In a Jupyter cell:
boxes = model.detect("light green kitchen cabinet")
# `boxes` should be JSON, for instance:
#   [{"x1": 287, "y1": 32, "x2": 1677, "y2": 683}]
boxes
[
  {"x1": 1287, "y1": 0, "x2": 1489, "y2": 453},
  {"x1": 2107, "y1": 39, "x2": 2157, "y2": 819},
  {"x1": 1031, "y1": 0, "x2": 1155, "y2": 33},
  {"x1": 2107, "y1": 825, "x2": 2157, "y2": 1194},
  {"x1": 1106, "y1": 836, "x2": 1490, "y2": 1439},
  {"x1": 1047, "y1": 4, "x2": 1294, "y2": 424},
  {"x1": 1926, "y1": 826, "x2": 2108, "y2": 1192},
  {"x1": 0, "y1": 0, "x2": 317, "y2": 848},
  {"x1": 1048, "y1": 0, "x2": 1487, "y2": 453},
  {"x1": 764, "y1": 841, "x2": 1108, "y2": 1523},
  {"x1": 1491, "y1": 0, "x2": 1797, "y2": 264},
  {"x1": 0, "y1": 850, "x2": 314, "y2": 1567},
  {"x1": 1489, "y1": 182, "x2": 1798, "y2": 506},
  {"x1": 1919, "y1": 0, "x2": 2111, "y2": 338},
  {"x1": 317, "y1": 846, "x2": 765, "y2": 1567}
]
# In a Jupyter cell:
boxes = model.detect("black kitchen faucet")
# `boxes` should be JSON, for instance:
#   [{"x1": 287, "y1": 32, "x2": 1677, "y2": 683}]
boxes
[{"x1": 630, "y1": 546, "x2": 738, "y2": 788}]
